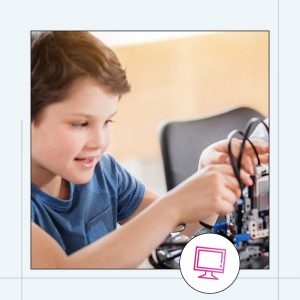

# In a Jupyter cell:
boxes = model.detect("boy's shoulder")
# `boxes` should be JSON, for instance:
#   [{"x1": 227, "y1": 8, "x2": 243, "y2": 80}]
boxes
[
  {"x1": 94, "y1": 153, "x2": 122, "y2": 181},
  {"x1": 94, "y1": 153, "x2": 137, "y2": 189},
  {"x1": 98, "y1": 153, "x2": 118, "y2": 171}
]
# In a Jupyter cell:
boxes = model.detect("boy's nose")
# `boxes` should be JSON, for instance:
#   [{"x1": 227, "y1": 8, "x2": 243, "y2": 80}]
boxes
[{"x1": 88, "y1": 129, "x2": 109, "y2": 150}]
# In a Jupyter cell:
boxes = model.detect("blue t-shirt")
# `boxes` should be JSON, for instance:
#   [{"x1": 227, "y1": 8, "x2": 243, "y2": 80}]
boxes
[{"x1": 31, "y1": 154, "x2": 145, "y2": 255}]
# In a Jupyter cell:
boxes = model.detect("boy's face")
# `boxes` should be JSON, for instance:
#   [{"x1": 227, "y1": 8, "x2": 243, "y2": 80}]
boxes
[{"x1": 31, "y1": 77, "x2": 119, "y2": 185}]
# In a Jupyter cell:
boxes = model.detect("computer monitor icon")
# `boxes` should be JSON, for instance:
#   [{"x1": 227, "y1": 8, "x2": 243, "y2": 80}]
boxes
[{"x1": 193, "y1": 246, "x2": 226, "y2": 280}]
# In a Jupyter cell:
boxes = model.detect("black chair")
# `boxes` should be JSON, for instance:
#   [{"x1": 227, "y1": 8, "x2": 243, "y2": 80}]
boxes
[{"x1": 158, "y1": 106, "x2": 265, "y2": 191}]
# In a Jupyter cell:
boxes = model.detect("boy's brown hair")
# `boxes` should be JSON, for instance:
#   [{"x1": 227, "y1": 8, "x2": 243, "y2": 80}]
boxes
[{"x1": 31, "y1": 31, "x2": 130, "y2": 122}]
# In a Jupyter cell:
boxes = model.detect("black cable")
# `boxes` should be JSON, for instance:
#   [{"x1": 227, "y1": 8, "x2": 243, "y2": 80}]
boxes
[
  {"x1": 227, "y1": 121, "x2": 266, "y2": 194},
  {"x1": 246, "y1": 138, "x2": 261, "y2": 165},
  {"x1": 180, "y1": 119, "x2": 269, "y2": 243},
  {"x1": 150, "y1": 118, "x2": 270, "y2": 269},
  {"x1": 199, "y1": 221, "x2": 213, "y2": 230},
  {"x1": 159, "y1": 251, "x2": 182, "y2": 263},
  {"x1": 149, "y1": 242, "x2": 186, "y2": 268},
  {"x1": 227, "y1": 129, "x2": 245, "y2": 192},
  {"x1": 237, "y1": 118, "x2": 270, "y2": 171},
  {"x1": 261, "y1": 120, "x2": 269, "y2": 134},
  {"x1": 149, "y1": 253, "x2": 169, "y2": 269},
  {"x1": 237, "y1": 118, "x2": 262, "y2": 171},
  {"x1": 227, "y1": 118, "x2": 269, "y2": 237},
  {"x1": 157, "y1": 242, "x2": 187, "y2": 248}
]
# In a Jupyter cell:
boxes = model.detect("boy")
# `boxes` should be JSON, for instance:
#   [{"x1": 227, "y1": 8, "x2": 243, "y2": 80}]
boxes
[{"x1": 31, "y1": 32, "x2": 268, "y2": 268}]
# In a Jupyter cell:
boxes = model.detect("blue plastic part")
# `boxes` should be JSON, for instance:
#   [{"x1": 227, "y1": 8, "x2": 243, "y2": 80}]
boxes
[
  {"x1": 213, "y1": 222, "x2": 228, "y2": 234},
  {"x1": 234, "y1": 233, "x2": 251, "y2": 246}
]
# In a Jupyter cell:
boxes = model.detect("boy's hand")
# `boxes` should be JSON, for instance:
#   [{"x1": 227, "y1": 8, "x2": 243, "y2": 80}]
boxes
[
  {"x1": 167, "y1": 164, "x2": 253, "y2": 224},
  {"x1": 199, "y1": 138, "x2": 269, "y2": 177}
]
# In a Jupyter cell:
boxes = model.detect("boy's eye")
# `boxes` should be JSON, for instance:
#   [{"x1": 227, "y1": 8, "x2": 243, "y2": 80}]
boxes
[
  {"x1": 104, "y1": 120, "x2": 114, "y2": 127},
  {"x1": 72, "y1": 122, "x2": 88, "y2": 128}
]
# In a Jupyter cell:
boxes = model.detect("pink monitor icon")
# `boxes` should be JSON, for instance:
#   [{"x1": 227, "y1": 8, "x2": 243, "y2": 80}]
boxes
[{"x1": 193, "y1": 246, "x2": 226, "y2": 280}]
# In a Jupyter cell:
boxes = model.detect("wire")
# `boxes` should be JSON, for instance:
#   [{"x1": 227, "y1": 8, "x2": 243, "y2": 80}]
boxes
[
  {"x1": 150, "y1": 118, "x2": 270, "y2": 269},
  {"x1": 199, "y1": 221, "x2": 213, "y2": 230},
  {"x1": 261, "y1": 120, "x2": 269, "y2": 133},
  {"x1": 237, "y1": 118, "x2": 262, "y2": 171},
  {"x1": 227, "y1": 119, "x2": 269, "y2": 195},
  {"x1": 246, "y1": 138, "x2": 261, "y2": 165},
  {"x1": 237, "y1": 118, "x2": 270, "y2": 171},
  {"x1": 227, "y1": 129, "x2": 245, "y2": 192},
  {"x1": 157, "y1": 242, "x2": 187, "y2": 248},
  {"x1": 148, "y1": 242, "x2": 187, "y2": 268}
]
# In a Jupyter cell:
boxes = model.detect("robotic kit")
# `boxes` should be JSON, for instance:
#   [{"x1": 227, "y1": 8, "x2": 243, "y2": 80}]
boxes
[{"x1": 149, "y1": 118, "x2": 269, "y2": 269}]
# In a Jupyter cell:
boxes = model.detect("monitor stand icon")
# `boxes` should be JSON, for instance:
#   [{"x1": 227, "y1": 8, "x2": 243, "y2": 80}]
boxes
[
  {"x1": 198, "y1": 271, "x2": 219, "y2": 280},
  {"x1": 193, "y1": 246, "x2": 226, "y2": 280}
]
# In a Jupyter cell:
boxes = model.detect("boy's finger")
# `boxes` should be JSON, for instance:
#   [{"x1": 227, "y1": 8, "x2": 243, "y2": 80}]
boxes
[
  {"x1": 248, "y1": 139, "x2": 269, "y2": 153},
  {"x1": 221, "y1": 187, "x2": 239, "y2": 205},
  {"x1": 241, "y1": 155, "x2": 255, "y2": 175},
  {"x1": 224, "y1": 183, "x2": 241, "y2": 201},
  {"x1": 259, "y1": 154, "x2": 269, "y2": 164},
  {"x1": 200, "y1": 151, "x2": 229, "y2": 169},
  {"x1": 223, "y1": 166, "x2": 253, "y2": 189},
  {"x1": 240, "y1": 169, "x2": 253, "y2": 186},
  {"x1": 209, "y1": 152, "x2": 228, "y2": 165},
  {"x1": 216, "y1": 199, "x2": 235, "y2": 215},
  {"x1": 222, "y1": 172, "x2": 240, "y2": 190}
]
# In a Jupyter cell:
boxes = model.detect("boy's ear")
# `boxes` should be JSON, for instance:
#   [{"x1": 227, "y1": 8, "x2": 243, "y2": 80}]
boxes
[
  {"x1": 31, "y1": 119, "x2": 40, "y2": 128},
  {"x1": 31, "y1": 113, "x2": 44, "y2": 127}
]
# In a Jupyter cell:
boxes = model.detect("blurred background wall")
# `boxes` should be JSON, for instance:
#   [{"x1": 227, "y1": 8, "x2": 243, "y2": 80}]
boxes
[{"x1": 92, "y1": 31, "x2": 269, "y2": 194}]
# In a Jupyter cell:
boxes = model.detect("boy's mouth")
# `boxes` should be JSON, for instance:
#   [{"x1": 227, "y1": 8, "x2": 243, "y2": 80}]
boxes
[{"x1": 74, "y1": 156, "x2": 97, "y2": 168}]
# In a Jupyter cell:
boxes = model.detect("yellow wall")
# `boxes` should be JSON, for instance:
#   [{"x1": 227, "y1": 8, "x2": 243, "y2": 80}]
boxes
[{"x1": 109, "y1": 32, "x2": 269, "y2": 160}]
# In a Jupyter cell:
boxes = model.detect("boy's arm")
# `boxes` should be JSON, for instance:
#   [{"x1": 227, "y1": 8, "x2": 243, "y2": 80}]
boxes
[
  {"x1": 120, "y1": 188, "x2": 216, "y2": 237},
  {"x1": 32, "y1": 223, "x2": 67, "y2": 268},
  {"x1": 32, "y1": 192, "x2": 179, "y2": 268},
  {"x1": 32, "y1": 164, "x2": 249, "y2": 268},
  {"x1": 118, "y1": 189, "x2": 158, "y2": 224}
]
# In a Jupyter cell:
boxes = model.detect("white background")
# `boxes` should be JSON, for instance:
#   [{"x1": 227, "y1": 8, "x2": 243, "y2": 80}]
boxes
[{"x1": 0, "y1": 0, "x2": 299, "y2": 299}]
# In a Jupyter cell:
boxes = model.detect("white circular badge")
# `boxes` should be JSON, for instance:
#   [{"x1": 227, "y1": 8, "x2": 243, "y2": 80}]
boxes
[{"x1": 179, "y1": 233, "x2": 240, "y2": 294}]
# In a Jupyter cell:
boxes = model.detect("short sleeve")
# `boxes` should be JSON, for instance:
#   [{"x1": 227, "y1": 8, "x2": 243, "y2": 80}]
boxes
[{"x1": 102, "y1": 154, "x2": 145, "y2": 222}]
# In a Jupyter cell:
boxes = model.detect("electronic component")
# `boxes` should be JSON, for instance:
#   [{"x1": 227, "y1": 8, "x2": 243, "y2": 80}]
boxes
[{"x1": 149, "y1": 118, "x2": 269, "y2": 269}]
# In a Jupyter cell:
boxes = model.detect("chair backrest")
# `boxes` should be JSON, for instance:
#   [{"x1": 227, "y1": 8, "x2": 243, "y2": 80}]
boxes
[{"x1": 158, "y1": 106, "x2": 265, "y2": 191}]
